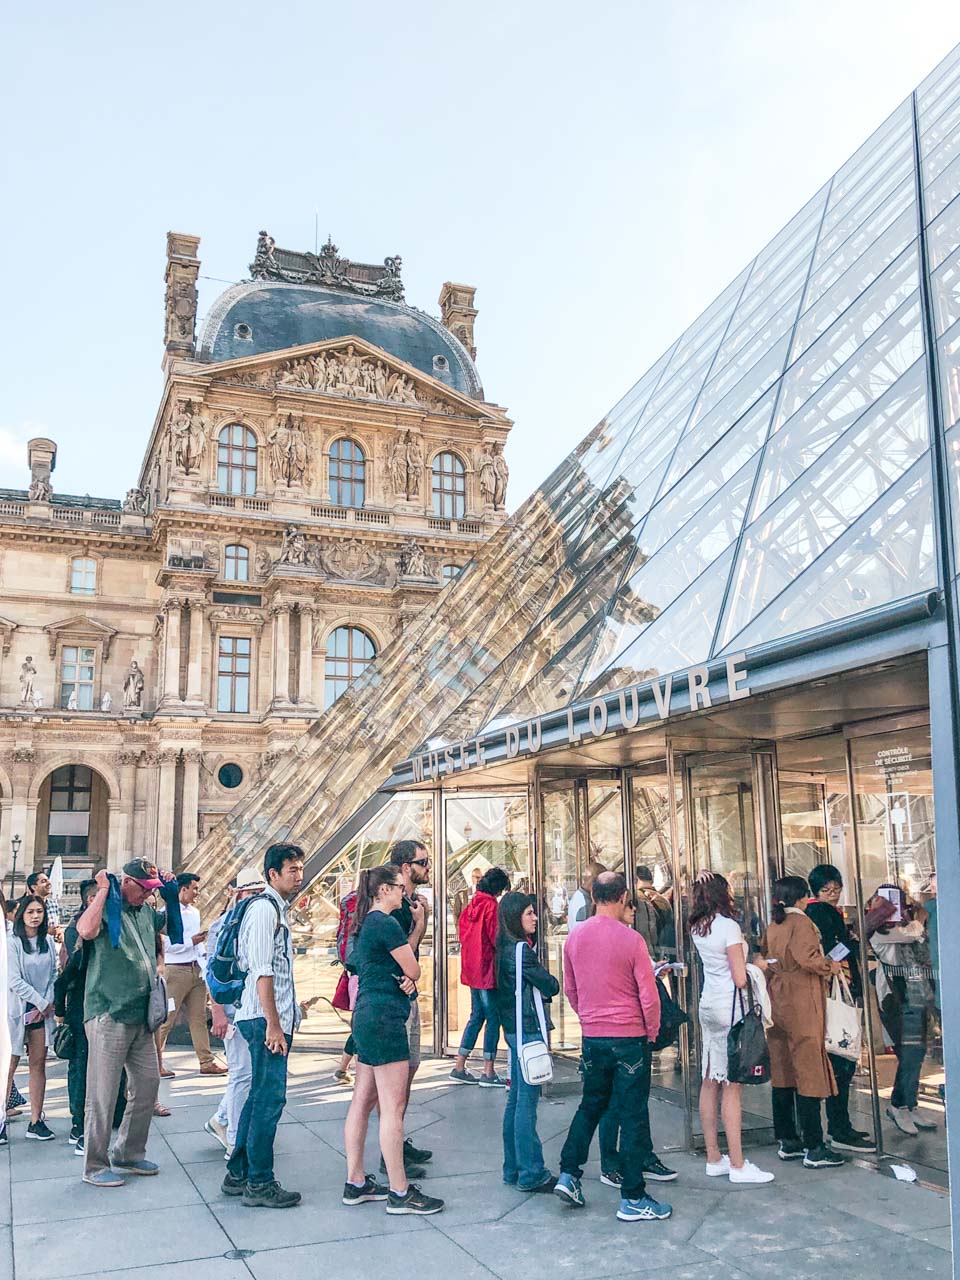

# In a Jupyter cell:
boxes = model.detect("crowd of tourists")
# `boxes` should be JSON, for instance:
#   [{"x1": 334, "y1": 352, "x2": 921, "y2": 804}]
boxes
[{"x1": 0, "y1": 837, "x2": 939, "y2": 1227}]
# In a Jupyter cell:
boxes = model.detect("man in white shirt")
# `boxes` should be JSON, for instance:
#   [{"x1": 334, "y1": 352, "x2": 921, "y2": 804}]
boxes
[
  {"x1": 157, "y1": 873, "x2": 227, "y2": 1077},
  {"x1": 568, "y1": 861, "x2": 606, "y2": 932}
]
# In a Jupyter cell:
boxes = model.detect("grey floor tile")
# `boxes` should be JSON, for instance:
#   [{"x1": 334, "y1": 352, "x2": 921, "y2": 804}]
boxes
[
  {"x1": 163, "y1": 1119, "x2": 323, "y2": 1164},
  {"x1": 686, "y1": 1188, "x2": 876, "y2": 1257},
  {"x1": 12, "y1": 1163, "x2": 203, "y2": 1224},
  {"x1": 910, "y1": 1225, "x2": 954, "y2": 1252},
  {"x1": 731, "y1": 1232, "x2": 951, "y2": 1278},
  {"x1": 56, "y1": 1260, "x2": 253, "y2": 1280},
  {"x1": 246, "y1": 1226, "x2": 498, "y2": 1280},
  {"x1": 210, "y1": 1195, "x2": 431, "y2": 1250}
]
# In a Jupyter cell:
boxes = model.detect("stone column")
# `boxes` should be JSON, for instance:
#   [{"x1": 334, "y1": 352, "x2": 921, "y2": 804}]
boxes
[
  {"x1": 180, "y1": 750, "x2": 202, "y2": 864},
  {"x1": 272, "y1": 603, "x2": 292, "y2": 708},
  {"x1": 185, "y1": 600, "x2": 205, "y2": 704},
  {"x1": 7, "y1": 748, "x2": 34, "y2": 886},
  {"x1": 112, "y1": 750, "x2": 139, "y2": 868},
  {"x1": 160, "y1": 601, "x2": 183, "y2": 707},
  {"x1": 297, "y1": 605, "x2": 314, "y2": 705},
  {"x1": 155, "y1": 749, "x2": 179, "y2": 866}
]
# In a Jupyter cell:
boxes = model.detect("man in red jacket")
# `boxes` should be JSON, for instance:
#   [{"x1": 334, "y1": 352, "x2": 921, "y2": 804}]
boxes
[{"x1": 449, "y1": 868, "x2": 511, "y2": 1086}]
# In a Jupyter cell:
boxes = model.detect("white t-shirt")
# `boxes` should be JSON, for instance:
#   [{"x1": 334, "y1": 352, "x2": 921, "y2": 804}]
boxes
[
  {"x1": 692, "y1": 915, "x2": 745, "y2": 998},
  {"x1": 163, "y1": 903, "x2": 204, "y2": 964},
  {"x1": 568, "y1": 888, "x2": 590, "y2": 931}
]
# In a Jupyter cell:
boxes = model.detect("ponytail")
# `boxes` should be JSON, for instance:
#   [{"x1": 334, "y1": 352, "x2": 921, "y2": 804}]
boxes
[
  {"x1": 771, "y1": 875, "x2": 809, "y2": 926},
  {"x1": 352, "y1": 865, "x2": 401, "y2": 936}
]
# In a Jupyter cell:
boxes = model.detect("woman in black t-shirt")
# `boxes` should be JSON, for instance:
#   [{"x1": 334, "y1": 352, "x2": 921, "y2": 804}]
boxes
[{"x1": 342, "y1": 866, "x2": 443, "y2": 1216}]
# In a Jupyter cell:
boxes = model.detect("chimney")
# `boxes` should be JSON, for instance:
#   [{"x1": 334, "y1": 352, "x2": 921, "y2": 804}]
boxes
[
  {"x1": 163, "y1": 232, "x2": 201, "y2": 369},
  {"x1": 438, "y1": 282, "x2": 478, "y2": 362},
  {"x1": 27, "y1": 438, "x2": 56, "y2": 503}
]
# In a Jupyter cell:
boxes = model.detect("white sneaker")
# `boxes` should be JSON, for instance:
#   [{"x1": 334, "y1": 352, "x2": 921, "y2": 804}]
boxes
[
  {"x1": 909, "y1": 1108, "x2": 937, "y2": 1131},
  {"x1": 729, "y1": 1160, "x2": 775, "y2": 1185},
  {"x1": 705, "y1": 1155, "x2": 730, "y2": 1177},
  {"x1": 886, "y1": 1105, "x2": 918, "y2": 1136}
]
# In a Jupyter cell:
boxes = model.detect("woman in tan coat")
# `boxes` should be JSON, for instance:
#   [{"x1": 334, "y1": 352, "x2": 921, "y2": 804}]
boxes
[{"x1": 759, "y1": 876, "x2": 844, "y2": 1170}]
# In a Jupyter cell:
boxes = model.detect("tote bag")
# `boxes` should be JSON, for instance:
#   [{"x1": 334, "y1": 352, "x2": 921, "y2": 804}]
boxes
[
  {"x1": 726, "y1": 977, "x2": 770, "y2": 1085},
  {"x1": 515, "y1": 942, "x2": 553, "y2": 1086},
  {"x1": 824, "y1": 972, "x2": 862, "y2": 1062}
]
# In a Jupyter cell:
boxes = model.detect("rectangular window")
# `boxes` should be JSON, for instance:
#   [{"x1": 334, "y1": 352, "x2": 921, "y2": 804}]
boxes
[
  {"x1": 217, "y1": 635, "x2": 251, "y2": 713},
  {"x1": 70, "y1": 558, "x2": 96, "y2": 595},
  {"x1": 60, "y1": 645, "x2": 96, "y2": 710}
]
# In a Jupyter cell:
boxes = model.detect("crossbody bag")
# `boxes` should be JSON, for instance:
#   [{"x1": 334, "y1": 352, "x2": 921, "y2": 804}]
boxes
[
  {"x1": 129, "y1": 915, "x2": 170, "y2": 1033},
  {"x1": 514, "y1": 941, "x2": 553, "y2": 1086}
]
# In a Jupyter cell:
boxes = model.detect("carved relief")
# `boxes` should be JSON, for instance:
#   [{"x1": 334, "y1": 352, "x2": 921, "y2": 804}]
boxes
[
  {"x1": 276, "y1": 525, "x2": 311, "y2": 567},
  {"x1": 319, "y1": 537, "x2": 386, "y2": 583},
  {"x1": 115, "y1": 749, "x2": 141, "y2": 767},
  {"x1": 268, "y1": 413, "x2": 308, "y2": 487},
  {"x1": 209, "y1": 605, "x2": 265, "y2": 623},
  {"x1": 397, "y1": 539, "x2": 436, "y2": 579},
  {"x1": 28, "y1": 478, "x2": 53, "y2": 502},
  {"x1": 165, "y1": 276, "x2": 198, "y2": 344},
  {"x1": 12, "y1": 747, "x2": 36, "y2": 764},
  {"x1": 250, "y1": 232, "x2": 405, "y2": 302},
  {"x1": 170, "y1": 400, "x2": 207, "y2": 475},
  {"x1": 122, "y1": 487, "x2": 148, "y2": 514}
]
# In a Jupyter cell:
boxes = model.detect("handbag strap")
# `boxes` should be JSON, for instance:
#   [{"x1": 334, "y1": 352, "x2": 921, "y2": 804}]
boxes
[
  {"x1": 128, "y1": 913, "x2": 157, "y2": 983},
  {"x1": 515, "y1": 941, "x2": 550, "y2": 1048}
]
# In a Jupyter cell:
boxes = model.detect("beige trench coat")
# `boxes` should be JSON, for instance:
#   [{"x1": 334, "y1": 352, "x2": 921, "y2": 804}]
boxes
[{"x1": 761, "y1": 911, "x2": 837, "y2": 1099}]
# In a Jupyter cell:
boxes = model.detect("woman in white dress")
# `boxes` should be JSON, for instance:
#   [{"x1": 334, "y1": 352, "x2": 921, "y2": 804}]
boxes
[{"x1": 689, "y1": 872, "x2": 773, "y2": 1185}]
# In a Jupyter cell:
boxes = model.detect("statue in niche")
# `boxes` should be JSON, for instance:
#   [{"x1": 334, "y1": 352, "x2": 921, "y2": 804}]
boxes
[
  {"x1": 387, "y1": 430, "x2": 422, "y2": 501},
  {"x1": 19, "y1": 656, "x2": 37, "y2": 704},
  {"x1": 397, "y1": 538, "x2": 428, "y2": 577},
  {"x1": 492, "y1": 442, "x2": 509, "y2": 508},
  {"x1": 28, "y1": 478, "x2": 52, "y2": 502},
  {"x1": 122, "y1": 660, "x2": 145, "y2": 709},
  {"x1": 100, "y1": 691, "x2": 113, "y2": 712},
  {"x1": 122, "y1": 487, "x2": 148, "y2": 514},
  {"x1": 277, "y1": 524, "x2": 310, "y2": 566},
  {"x1": 268, "y1": 414, "x2": 308, "y2": 487},
  {"x1": 171, "y1": 400, "x2": 206, "y2": 474},
  {"x1": 478, "y1": 444, "x2": 496, "y2": 505},
  {"x1": 404, "y1": 432, "x2": 423, "y2": 498}
]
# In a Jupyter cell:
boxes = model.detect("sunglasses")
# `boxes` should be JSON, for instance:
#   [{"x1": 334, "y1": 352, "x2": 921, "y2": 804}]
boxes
[{"x1": 410, "y1": 857, "x2": 431, "y2": 868}]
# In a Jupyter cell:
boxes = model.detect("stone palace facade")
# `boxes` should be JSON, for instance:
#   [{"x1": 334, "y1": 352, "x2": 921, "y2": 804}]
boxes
[{"x1": 0, "y1": 231, "x2": 511, "y2": 894}]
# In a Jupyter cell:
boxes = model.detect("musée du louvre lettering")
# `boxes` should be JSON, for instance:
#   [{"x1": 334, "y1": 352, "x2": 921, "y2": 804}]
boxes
[{"x1": 189, "y1": 41, "x2": 960, "y2": 1194}]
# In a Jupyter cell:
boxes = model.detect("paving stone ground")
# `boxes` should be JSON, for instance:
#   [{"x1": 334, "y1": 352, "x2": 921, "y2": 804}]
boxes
[{"x1": 0, "y1": 1046, "x2": 952, "y2": 1279}]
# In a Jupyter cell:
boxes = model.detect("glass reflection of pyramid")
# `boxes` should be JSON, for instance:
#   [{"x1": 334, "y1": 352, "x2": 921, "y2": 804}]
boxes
[{"x1": 194, "y1": 43, "x2": 960, "y2": 883}]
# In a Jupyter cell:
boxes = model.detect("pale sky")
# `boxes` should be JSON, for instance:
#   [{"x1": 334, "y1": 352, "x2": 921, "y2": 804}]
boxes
[{"x1": 2, "y1": 1, "x2": 960, "y2": 508}]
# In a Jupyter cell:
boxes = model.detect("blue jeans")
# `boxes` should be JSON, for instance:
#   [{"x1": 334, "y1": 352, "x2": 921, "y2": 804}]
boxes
[
  {"x1": 503, "y1": 1033, "x2": 550, "y2": 1189},
  {"x1": 226, "y1": 1018, "x2": 292, "y2": 1187},
  {"x1": 458, "y1": 988, "x2": 501, "y2": 1060}
]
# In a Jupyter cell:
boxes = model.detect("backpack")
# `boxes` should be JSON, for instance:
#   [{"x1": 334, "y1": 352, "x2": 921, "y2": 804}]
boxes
[
  {"x1": 206, "y1": 894, "x2": 281, "y2": 1006},
  {"x1": 336, "y1": 889, "x2": 359, "y2": 970}
]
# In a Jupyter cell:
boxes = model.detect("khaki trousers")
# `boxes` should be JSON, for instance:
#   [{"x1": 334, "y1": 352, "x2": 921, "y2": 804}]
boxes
[
  {"x1": 83, "y1": 1013, "x2": 159, "y2": 1177},
  {"x1": 157, "y1": 962, "x2": 214, "y2": 1067}
]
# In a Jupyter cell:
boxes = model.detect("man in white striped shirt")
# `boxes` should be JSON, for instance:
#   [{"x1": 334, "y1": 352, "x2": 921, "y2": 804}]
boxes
[{"x1": 222, "y1": 843, "x2": 305, "y2": 1210}]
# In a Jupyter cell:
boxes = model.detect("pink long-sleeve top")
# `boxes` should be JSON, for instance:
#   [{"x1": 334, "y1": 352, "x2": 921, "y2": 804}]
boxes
[{"x1": 563, "y1": 914, "x2": 661, "y2": 1042}]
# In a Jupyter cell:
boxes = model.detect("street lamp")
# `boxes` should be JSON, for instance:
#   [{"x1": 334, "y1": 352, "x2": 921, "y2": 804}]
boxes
[{"x1": 8, "y1": 833, "x2": 21, "y2": 899}]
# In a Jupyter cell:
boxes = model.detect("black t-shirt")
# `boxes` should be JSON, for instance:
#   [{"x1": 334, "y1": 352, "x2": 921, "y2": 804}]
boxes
[
  {"x1": 355, "y1": 910, "x2": 410, "y2": 1012},
  {"x1": 391, "y1": 895, "x2": 419, "y2": 958}
]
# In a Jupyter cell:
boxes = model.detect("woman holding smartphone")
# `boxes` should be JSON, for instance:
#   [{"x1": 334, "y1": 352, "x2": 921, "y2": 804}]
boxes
[
  {"x1": 6, "y1": 895, "x2": 58, "y2": 1141},
  {"x1": 342, "y1": 865, "x2": 443, "y2": 1216}
]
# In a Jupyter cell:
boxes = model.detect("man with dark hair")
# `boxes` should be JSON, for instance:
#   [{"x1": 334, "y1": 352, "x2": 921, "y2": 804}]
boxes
[
  {"x1": 222, "y1": 842, "x2": 305, "y2": 1209},
  {"x1": 634, "y1": 867, "x2": 670, "y2": 959},
  {"x1": 27, "y1": 868, "x2": 62, "y2": 938},
  {"x1": 384, "y1": 838, "x2": 433, "y2": 1176},
  {"x1": 156, "y1": 872, "x2": 225, "y2": 1078},
  {"x1": 555, "y1": 871, "x2": 671, "y2": 1223},
  {"x1": 806, "y1": 865, "x2": 875, "y2": 1154}
]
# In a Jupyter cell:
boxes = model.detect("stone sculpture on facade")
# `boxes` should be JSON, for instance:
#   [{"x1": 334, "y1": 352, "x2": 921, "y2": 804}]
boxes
[
  {"x1": 122, "y1": 487, "x2": 148, "y2": 514},
  {"x1": 388, "y1": 431, "x2": 423, "y2": 501},
  {"x1": 268, "y1": 413, "x2": 309, "y2": 487},
  {"x1": 277, "y1": 525, "x2": 310, "y2": 567},
  {"x1": 243, "y1": 346, "x2": 462, "y2": 414},
  {"x1": 492, "y1": 442, "x2": 509, "y2": 508},
  {"x1": 171, "y1": 401, "x2": 207, "y2": 475},
  {"x1": 67, "y1": 688, "x2": 79, "y2": 711},
  {"x1": 249, "y1": 232, "x2": 405, "y2": 301},
  {"x1": 478, "y1": 444, "x2": 497, "y2": 505},
  {"x1": 319, "y1": 537, "x2": 385, "y2": 582},
  {"x1": 28, "y1": 478, "x2": 52, "y2": 502},
  {"x1": 122, "y1": 660, "x2": 145, "y2": 709},
  {"x1": 397, "y1": 539, "x2": 430, "y2": 578},
  {"x1": 18, "y1": 656, "x2": 37, "y2": 704},
  {"x1": 100, "y1": 691, "x2": 112, "y2": 712}
]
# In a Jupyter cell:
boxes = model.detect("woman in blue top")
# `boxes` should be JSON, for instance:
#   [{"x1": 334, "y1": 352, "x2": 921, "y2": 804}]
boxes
[{"x1": 342, "y1": 865, "x2": 443, "y2": 1216}]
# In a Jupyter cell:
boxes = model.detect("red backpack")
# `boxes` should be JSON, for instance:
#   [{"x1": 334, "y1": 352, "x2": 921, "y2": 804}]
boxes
[{"x1": 336, "y1": 889, "x2": 359, "y2": 969}]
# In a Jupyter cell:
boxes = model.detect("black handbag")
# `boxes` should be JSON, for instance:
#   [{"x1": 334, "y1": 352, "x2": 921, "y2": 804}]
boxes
[
  {"x1": 726, "y1": 977, "x2": 770, "y2": 1084},
  {"x1": 652, "y1": 975, "x2": 689, "y2": 1051},
  {"x1": 53, "y1": 1022, "x2": 76, "y2": 1061}
]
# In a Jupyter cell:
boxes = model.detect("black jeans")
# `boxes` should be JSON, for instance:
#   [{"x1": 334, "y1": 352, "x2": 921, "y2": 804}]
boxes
[
  {"x1": 772, "y1": 1086, "x2": 823, "y2": 1150},
  {"x1": 66, "y1": 1005, "x2": 126, "y2": 1133},
  {"x1": 560, "y1": 1036, "x2": 650, "y2": 1200},
  {"x1": 825, "y1": 1053, "x2": 857, "y2": 1139},
  {"x1": 227, "y1": 1018, "x2": 292, "y2": 1187},
  {"x1": 597, "y1": 1046, "x2": 655, "y2": 1172}
]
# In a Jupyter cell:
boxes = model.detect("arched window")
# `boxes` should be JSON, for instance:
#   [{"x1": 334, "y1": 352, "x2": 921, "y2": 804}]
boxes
[
  {"x1": 217, "y1": 424, "x2": 258, "y2": 495},
  {"x1": 224, "y1": 544, "x2": 250, "y2": 582},
  {"x1": 47, "y1": 765, "x2": 93, "y2": 855},
  {"x1": 432, "y1": 452, "x2": 466, "y2": 519},
  {"x1": 70, "y1": 557, "x2": 97, "y2": 595},
  {"x1": 329, "y1": 438, "x2": 366, "y2": 508},
  {"x1": 442, "y1": 563, "x2": 462, "y2": 586},
  {"x1": 324, "y1": 626, "x2": 376, "y2": 708}
]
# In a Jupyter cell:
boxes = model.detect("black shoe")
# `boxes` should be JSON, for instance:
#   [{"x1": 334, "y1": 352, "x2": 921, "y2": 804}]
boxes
[
  {"x1": 0, "y1": 1125, "x2": 7, "y2": 1147},
  {"x1": 69, "y1": 1124, "x2": 82, "y2": 1145},
  {"x1": 803, "y1": 1144, "x2": 846, "y2": 1169},
  {"x1": 777, "y1": 1139, "x2": 805, "y2": 1161},
  {"x1": 380, "y1": 1154, "x2": 426, "y2": 1179},
  {"x1": 642, "y1": 1156, "x2": 678, "y2": 1182},
  {"x1": 26, "y1": 1120, "x2": 55, "y2": 1141},
  {"x1": 828, "y1": 1131, "x2": 876, "y2": 1153},
  {"x1": 404, "y1": 1136, "x2": 433, "y2": 1163},
  {"x1": 522, "y1": 1175, "x2": 558, "y2": 1193},
  {"x1": 221, "y1": 1171, "x2": 247, "y2": 1197},
  {"x1": 342, "y1": 1174, "x2": 389, "y2": 1205},
  {"x1": 242, "y1": 1180, "x2": 302, "y2": 1208},
  {"x1": 386, "y1": 1183, "x2": 444, "y2": 1215}
]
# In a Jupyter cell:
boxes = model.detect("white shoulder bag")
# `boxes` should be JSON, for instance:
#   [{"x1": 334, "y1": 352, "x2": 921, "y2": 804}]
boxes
[
  {"x1": 824, "y1": 972, "x2": 862, "y2": 1062},
  {"x1": 515, "y1": 941, "x2": 553, "y2": 1086}
]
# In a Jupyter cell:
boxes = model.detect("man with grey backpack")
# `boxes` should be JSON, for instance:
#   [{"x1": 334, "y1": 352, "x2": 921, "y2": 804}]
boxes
[{"x1": 554, "y1": 871, "x2": 671, "y2": 1223}]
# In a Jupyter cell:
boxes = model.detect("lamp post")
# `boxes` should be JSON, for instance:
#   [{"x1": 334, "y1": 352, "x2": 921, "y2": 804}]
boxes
[{"x1": 8, "y1": 833, "x2": 21, "y2": 899}]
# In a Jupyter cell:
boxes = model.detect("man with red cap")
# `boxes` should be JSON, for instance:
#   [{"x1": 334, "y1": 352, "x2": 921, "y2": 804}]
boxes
[{"x1": 76, "y1": 857, "x2": 173, "y2": 1187}]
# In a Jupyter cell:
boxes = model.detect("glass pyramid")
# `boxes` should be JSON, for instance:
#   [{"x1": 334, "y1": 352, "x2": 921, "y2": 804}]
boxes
[{"x1": 193, "y1": 42, "x2": 960, "y2": 883}]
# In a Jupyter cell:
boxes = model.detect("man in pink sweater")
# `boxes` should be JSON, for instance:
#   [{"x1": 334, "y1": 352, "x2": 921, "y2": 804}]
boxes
[{"x1": 554, "y1": 872, "x2": 671, "y2": 1223}]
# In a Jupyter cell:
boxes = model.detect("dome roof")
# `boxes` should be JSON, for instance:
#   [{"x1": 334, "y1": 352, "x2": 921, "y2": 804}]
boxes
[{"x1": 199, "y1": 282, "x2": 483, "y2": 398}]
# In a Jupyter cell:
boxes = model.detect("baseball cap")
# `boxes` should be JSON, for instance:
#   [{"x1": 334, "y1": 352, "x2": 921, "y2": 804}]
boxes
[
  {"x1": 122, "y1": 857, "x2": 163, "y2": 889},
  {"x1": 236, "y1": 866, "x2": 267, "y2": 893}
]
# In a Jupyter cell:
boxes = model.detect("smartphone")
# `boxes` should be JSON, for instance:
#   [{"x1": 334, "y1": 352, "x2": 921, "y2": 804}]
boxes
[{"x1": 877, "y1": 886, "x2": 903, "y2": 924}]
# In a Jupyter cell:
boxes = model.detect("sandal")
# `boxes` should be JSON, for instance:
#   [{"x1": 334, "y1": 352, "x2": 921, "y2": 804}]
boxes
[{"x1": 154, "y1": 1102, "x2": 171, "y2": 1117}]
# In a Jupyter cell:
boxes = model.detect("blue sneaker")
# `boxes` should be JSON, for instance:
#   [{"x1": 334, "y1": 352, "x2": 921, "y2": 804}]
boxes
[
  {"x1": 553, "y1": 1172, "x2": 585, "y2": 1207},
  {"x1": 617, "y1": 1194, "x2": 673, "y2": 1222},
  {"x1": 111, "y1": 1158, "x2": 159, "y2": 1176}
]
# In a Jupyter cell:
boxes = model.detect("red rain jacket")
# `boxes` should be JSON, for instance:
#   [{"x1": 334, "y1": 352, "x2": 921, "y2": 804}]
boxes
[{"x1": 458, "y1": 891, "x2": 499, "y2": 989}]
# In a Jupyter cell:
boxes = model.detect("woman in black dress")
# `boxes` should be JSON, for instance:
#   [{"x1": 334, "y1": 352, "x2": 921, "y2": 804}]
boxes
[{"x1": 342, "y1": 865, "x2": 443, "y2": 1216}]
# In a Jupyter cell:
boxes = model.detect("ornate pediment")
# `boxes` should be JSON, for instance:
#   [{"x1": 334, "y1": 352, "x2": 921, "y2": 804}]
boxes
[
  {"x1": 202, "y1": 337, "x2": 491, "y2": 420},
  {"x1": 43, "y1": 615, "x2": 118, "y2": 659},
  {"x1": 250, "y1": 232, "x2": 404, "y2": 302}
]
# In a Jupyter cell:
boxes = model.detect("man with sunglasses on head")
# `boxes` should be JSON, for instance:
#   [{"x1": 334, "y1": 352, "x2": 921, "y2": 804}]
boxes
[{"x1": 383, "y1": 840, "x2": 433, "y2": 1179}]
